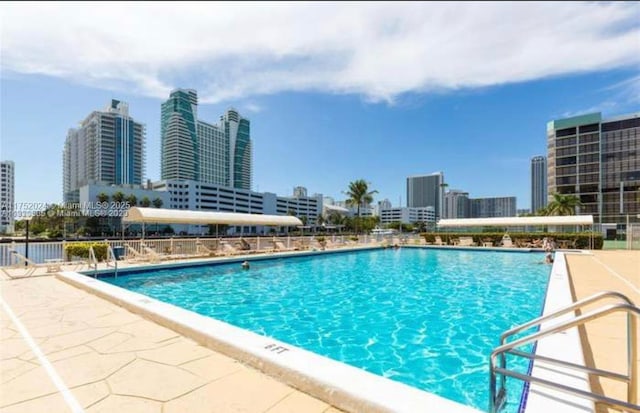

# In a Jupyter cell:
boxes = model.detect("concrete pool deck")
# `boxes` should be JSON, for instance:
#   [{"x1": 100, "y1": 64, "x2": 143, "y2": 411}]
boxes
[
  {"x1": 0, "y1": 276, "x2": 343, "y2": 413},
  {"x1": 565, "y1": 250, "x2": 640, "y2": 413},
  {"x1": 1, "y1": 248, "x2": 638, "y2": 412}
]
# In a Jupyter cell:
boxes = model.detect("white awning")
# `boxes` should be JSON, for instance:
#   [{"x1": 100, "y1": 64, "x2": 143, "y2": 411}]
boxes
[
  {"x1": 437, "y1": 215, "x2": 594, "y2": 228},
  {"x1": 123, "y1": 207, "x2": 303, "y2": 226}
]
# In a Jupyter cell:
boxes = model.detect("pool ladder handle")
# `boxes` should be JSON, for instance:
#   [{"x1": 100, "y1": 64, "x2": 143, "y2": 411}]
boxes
[
  {"x1": 88, "y1": 245, "x2": 118, "y2": 278},
  {"x1": 105, "y1": 245, "x2": 118, "y2": 278},
  {"x1": 489, "y1": 291, "x2": 639, "y2": 413}
]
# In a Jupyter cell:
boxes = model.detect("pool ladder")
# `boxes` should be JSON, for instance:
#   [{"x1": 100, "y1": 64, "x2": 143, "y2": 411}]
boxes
[
  {"x1": 88, "y1": 245, "x2": 118, "y2": 278},
  {"x1": 489, "y1": 291, "x2": 639, "y2": 413}
]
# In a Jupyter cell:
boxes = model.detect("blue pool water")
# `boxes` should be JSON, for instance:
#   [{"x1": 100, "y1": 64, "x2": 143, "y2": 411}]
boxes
[{"x1": 103, "y1": 248, "x2": 550, "y2": 411}]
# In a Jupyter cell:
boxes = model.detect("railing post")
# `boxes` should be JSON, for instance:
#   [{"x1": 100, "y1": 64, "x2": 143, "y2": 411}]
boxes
[
  {"x1": 489, "y1": 354, "x2": 497, "y2": 413},
  {"x1": 628, "y1": 312, "x2": 638, "y2": 406}
]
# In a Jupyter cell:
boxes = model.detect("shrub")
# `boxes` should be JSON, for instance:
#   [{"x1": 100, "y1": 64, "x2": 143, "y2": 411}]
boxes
[
  {"x1": 64, "y1": 242, "x2": 109, "y2": 261},
  {"x1": 420, "y1": 232, "x2": 603, "y2": 249}
]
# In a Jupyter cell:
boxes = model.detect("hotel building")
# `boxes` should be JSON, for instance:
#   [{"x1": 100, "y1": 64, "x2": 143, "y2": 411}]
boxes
[
  {"x1": 469, "y1": 196, "x2": 517, "y2": 218},
  {"x1": 407, "y1": 172, "x2": 444, "y2": 220},
  {"x1": 547, "y1": 112, "x2": 640, "y2": 224},
  {"x1": 161, "y1": 89, "x2": 252, "y2": 190},
  {"x1": 63, "y1": 100, "x2": 145, "y2": 202}
]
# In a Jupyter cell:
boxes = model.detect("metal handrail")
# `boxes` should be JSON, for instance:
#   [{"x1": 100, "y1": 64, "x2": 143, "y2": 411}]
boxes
[
  {"x1": 489, "y1": 302, "x2": 639, "y2": 413},
  {"x1": 500, "y1": 291, "x2": 633, "y2": 343},
  {"x1": 88, "y1": 246, "x2": 98, "y2": 278},
  {"x1": 105, "y1": 245, "x2": 118, "y2": 278},
  {"x1": 497, "y1": 291, "x2": 634, "y2": 394}
]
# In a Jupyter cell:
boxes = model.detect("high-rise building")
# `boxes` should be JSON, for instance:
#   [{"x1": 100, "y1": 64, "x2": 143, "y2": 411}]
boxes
[
  {"x1": 406, "y1": 172, "x2": 444, "y2": 219},
  {"x1": 161, "y1": 89, "x2": 252, "y2": 190},
  {"x1": 531, "y1": 156, "x2": 547, "y2": 214},
  {"x1": 63, "y1": 100, "x2": 145, "y2": 202},
  {"x1": 443, "y1": 190, "x2": 470, "y2": 219},
  {"x1": 470, "y1": 196, "x2": 516, "y2": 218},
  {"x1": 547, "y1": 112, "x2": 640, "y2": 224},
  {"x1": 293, "y1": 186, "x2": 307, "y2": 198},
  {"x1": 0, "y1": 161, "x2": 15, "y2": 233},
  {"x1": 379, "y1": 206, "x2": 435, "y2": 225}
]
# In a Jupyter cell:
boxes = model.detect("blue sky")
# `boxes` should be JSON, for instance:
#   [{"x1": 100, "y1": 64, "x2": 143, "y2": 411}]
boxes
[{"x1": 1, "y1": 2, "x2": 639, "y2": 210}]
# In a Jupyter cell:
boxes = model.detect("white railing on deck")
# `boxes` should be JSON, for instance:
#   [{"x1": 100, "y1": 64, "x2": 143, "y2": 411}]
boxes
[{"x1": 0, "y1": 234, "x2": 389, "y2": 267}]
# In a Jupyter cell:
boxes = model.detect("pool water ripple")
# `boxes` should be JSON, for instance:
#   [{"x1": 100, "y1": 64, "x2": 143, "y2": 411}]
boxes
[{"x1": 105, "y1": 248, "x2": 549, "y2": 411}]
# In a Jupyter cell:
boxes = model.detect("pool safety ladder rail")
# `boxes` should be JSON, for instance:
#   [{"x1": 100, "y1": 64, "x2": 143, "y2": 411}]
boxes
[
  {"x1": 489, "y1": 291, "x2": 639, "y2": 413},
  {"x1": 106, "y1": 245, "x2": 118, "y2": 278},
  {"x1": 88, "y1": 245, "x2": 118, "y2": 278}
]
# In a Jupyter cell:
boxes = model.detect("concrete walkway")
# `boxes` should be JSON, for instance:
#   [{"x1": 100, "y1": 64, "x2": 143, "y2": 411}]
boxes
[
  {"x1": 566, "y1": 250, "x2": 640, "y2": 413},
  {"x1": 0, "y1": 276, "x2": 342, "y2": 413}
]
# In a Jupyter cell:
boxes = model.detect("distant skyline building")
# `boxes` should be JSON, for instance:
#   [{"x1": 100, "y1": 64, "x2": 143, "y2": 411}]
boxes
[
  {"x1": 1, "y1": 161, "x2": 15, "y2": 233},
  {"x1": 293, "y1": 186, "x2": 307, "y2": 198},
  {"x1": 443, "y1": 189, "x2": 470, "y2": 219},
  {"x1": 406, "y1": 172, "x2": 444, "y2": 219},
  {"x1": 160, "y1": 89, "x2": 252, "y2": 190},
  {"x1": 63, "y1": 100, "x2": 145, "y2": 202},
  {"x1": 547, "y1": 112, "x2": 640, "y2": 224},
  {"x1": 470, "y1": 196, "x2": 516, "y2": 218},
  {"x1": 531, "y1": 155, "x2": 547, "y2": 214}
]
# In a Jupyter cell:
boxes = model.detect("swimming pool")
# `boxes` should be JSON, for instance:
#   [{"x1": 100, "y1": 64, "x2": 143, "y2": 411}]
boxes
[{"x1": 102, "y1": 248, "x2": 550, "y2": 411}]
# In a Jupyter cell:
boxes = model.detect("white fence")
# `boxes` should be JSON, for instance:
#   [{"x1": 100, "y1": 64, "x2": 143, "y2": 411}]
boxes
[{"x1": 0, "y1": 234, "x2": 413, "y2": 267}]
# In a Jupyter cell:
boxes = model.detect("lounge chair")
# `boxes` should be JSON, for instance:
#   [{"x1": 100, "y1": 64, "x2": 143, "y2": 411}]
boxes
[
  {"x1": 273, "y1": 239, "x2": 296, "y2": 252},
  {"x1": 126, "y1": 244, "x2": 160, "y2": 263},
  {"x1": 0, "y1": 250, "x2": 58, "y2": 278},
  {"x1": 458, "y1": 237, "x2": 477, "y2": 247},
  {"x1": 219, "y1": 241, "x2": 241, "y2": 256},
  {"x1": 196, "y1": 241, "x2": 216, "y2": 256},
  {"x1": 0, "y1": 249, "x2": 87, "y2": 278},
  {"x1": 500, "y1": 234, "x2": 514, "y2": 248}
]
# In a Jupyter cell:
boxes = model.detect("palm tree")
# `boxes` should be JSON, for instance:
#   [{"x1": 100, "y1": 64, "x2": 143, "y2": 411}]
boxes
[
  {"x1": 126, "y1": 194, "x2": 137, "y2": 206},
  {"x1": 152, "y1": 198, "x2": 163, "y2": 208},
  {"x1": 140, "y1": 197, "x2": 151, "y2": 207},
  {"x1": 345, "y1": 179, "x2": 378, "y2": 233},
  {"x1": 112, "y1": 191, "x2": 125, "y2": 203},
  {"x1": 546, "y1": 193, "x2": 582, "y2": 216},
  {"x1": 96, "y1": 192, "x2": 109, "y2": 203}
]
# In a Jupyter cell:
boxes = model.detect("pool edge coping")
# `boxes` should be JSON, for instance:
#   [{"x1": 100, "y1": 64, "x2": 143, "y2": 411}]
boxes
[{"x1": 521, "y1": 251, "x2": 594, "y2": 413}]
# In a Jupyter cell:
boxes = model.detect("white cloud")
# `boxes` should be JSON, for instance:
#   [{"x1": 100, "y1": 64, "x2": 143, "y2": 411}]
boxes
[
  {"x1": 243, "y1": 102, "x2": 263, "y2": 113},
  {"x1": 1, "y1": 2, "x2": 639, "y2": 103}
]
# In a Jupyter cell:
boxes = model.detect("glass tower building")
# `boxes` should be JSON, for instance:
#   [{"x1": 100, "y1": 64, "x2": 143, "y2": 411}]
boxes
[
  {"x1": 406, "y1": 172, "x2": 444, "y2": 219},
  {"x1": 161, "y1": 90, "x2": 252, "y2": 190},
  {"x1": 63, "y1": 100, "x2": 145, "y2": 202},
  {"x1": 530, "y1": 156, "x2": 547, "y2": 214},
  {"x1": 547, "y1": 112, "x2": 640, "y2": 224}
]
